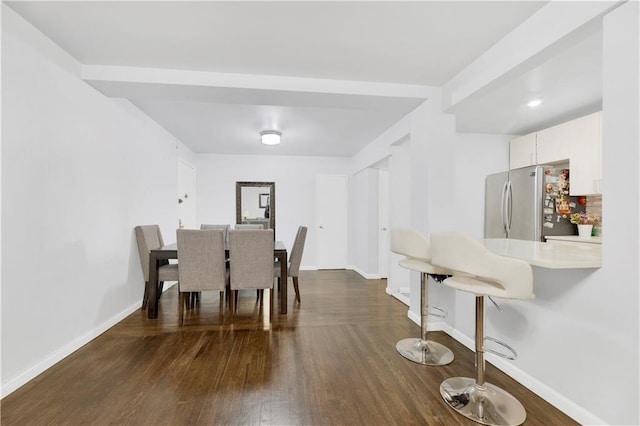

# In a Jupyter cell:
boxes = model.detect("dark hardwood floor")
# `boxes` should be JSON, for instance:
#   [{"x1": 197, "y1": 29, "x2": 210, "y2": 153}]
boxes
[{"x1": 1, "y1": 270, "x2": 577, "y2": 425}]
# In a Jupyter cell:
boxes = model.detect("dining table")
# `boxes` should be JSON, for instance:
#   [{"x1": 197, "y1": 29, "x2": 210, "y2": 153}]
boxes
[{"x1": 147, "y1": 241, "x2": 288, "y2": 318}]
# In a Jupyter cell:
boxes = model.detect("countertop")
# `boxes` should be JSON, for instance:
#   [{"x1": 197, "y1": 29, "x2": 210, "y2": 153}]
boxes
[
  {"x1": 484, "y1": 238, "x2": 602, "y2": 269},
  {"x1": 544, "y1": 235, "x2": 602, "y2": 244}
]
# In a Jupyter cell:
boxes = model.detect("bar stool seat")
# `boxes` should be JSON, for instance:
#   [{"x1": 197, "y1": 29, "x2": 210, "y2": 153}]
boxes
[
  {"x1": 431, "y1": 232, "x2": 534, "y2": 426},
  {"x1": 391, "y1": 228, "x2": 454, "y2": 366}
]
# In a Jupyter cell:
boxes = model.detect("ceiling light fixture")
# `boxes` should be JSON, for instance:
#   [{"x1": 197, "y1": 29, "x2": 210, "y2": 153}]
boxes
[
  {"x1": 260, "y1": 130, "x2": 281, "y2": 146},
  {"x1": 527, "y1": 99, "x2": 543, "y2": 108}
]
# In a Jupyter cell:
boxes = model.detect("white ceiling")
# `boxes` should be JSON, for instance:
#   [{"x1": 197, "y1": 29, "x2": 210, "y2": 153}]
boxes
[{"x1": 4, "y1": 1, "x2": 602, "y2": 156}]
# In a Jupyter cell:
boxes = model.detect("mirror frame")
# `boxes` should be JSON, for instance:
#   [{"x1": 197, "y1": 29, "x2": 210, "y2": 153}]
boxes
[{"x1": 235, "y1": 181, "x2": 276, "y2": 234}]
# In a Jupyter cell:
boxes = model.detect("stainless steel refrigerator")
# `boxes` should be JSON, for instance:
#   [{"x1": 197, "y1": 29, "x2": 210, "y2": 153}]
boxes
[{"x1": 484, "y1": 164, "x2": 585, "y2": 241}]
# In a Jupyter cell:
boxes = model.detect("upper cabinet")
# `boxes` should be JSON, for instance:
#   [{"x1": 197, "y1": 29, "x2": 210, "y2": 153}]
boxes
[
  {"x1": 509, "y1": 133, "x2": 537, "y2": 169},
  {"x1": 509, "y1": 111, "x2": 602, "y2": 195},
  {"x1": 536, "y1": 121, "x2": 571, "y2": 164},
  {"x1": 567, "y1": 112, "x2": 602, "y2": 195}
]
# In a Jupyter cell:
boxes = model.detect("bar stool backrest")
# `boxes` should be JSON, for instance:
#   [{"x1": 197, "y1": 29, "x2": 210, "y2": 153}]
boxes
[
  {"x1": 390, "y1": 228, "x2": 431, "y2": 261},
  {"x1": 431, "y1": 232, "x2": 534, "y2": 300}
]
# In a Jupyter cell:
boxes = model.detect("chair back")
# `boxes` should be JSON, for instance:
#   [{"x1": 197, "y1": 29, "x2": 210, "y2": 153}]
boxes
[
  {"x1": 229, "y1": 229, "x2": 274, "y2": 290},
  {"x1": 390, "y1": 228, "x2": 431, "y2": 261},
  {"x1": 200, "y1": 224, "x2": 230, "y2": 245},
  {"x1": 177, "y1": 229, "x2": 227, "y2": 292},
  {"x1": 135, "y1": 225, "x2": 165, "y2": 281},
  {"x1": 288, "y1": 226, "x2": 308, "y2": 277},
  {"x1": 235, "y1": 224, "x2": 264, "y2": 230},
  {"x1": 431, "y1": 232, "x2": 534, "y2": 299}
]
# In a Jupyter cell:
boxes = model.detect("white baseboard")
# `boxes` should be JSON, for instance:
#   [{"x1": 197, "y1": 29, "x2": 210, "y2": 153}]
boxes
[
  {"x1": 300, "y1": 265, "x2": 318, "y2": 271},
  {"x1": 404, "y1": 307, "x2": 606, "y2": 426},
  {"x1": 0, "y1": 285, "x2": 174, "y2": 398},
  {"x1": 387, "y1": 289, "x2": 409, "y2": 305},
  {"x1": 347, "y1": 265, "x2": 380, "y2": 280}
]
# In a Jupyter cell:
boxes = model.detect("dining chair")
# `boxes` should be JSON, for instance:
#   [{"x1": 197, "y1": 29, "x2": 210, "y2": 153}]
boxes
[
  {"x1": 234, "y1": 223, "x2": 264, "y2": 230},
  {"x1": 274, "y1": 226, "x2": 307, "y2": 303},
  {"x1": 228, "y1": 229, "x2": 275, "y2": 316},
  {"x1": 135, "y1": 225, "x2": 178, "y2": 310},
  {"x1": 200, "y1": 224, "x2": 230, "y2": 246},
  {"x1": 176, "y1": 229, "x2": 229, "y2": 325}
]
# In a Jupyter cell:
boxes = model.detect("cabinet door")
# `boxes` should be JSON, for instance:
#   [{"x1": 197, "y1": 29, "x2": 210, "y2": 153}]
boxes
[
  {"x1": 569, "y1": 112, "x2": 602, "y2": 195},
  {"x1": 537, "y1": 122, "x2": 571, "y2": 164},
  {"x1": 509, "y1": 133, "x2": 536, "y2": 169}
]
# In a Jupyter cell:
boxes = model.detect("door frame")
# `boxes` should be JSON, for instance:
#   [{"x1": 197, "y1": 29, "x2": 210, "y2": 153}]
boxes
[{"x1": 315, "y1": 174, "x2": 348, "y2": 269}]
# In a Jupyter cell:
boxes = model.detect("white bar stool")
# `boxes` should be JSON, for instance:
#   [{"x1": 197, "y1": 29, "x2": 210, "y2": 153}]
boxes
[
  {"x1": 390, "y1": 228, "x2": 454, "y2": 366},
  {"x1": 431, "y1": 232, "x2": 534, "y2": 426}
]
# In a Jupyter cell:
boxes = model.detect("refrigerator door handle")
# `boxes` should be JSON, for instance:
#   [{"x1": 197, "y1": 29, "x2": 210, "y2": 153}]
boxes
[
  {"x1": 506, "y1": 180, "x2": 513, "y2": 235},
  {"x1": 500, "y1": 181, "x2": 508, "y2": 234}
]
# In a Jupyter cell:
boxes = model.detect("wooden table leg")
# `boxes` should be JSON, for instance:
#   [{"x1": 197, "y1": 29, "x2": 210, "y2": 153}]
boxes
[
  {"x1": 147, "y1": 252, "x2": 159, "y2": 319},
  {"x1": 278, "y1": 252, "x2": 288, "y2": 314}
]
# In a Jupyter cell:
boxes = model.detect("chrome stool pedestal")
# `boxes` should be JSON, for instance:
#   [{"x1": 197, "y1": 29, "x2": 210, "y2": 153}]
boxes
[
  {"x1": 440, "y1": 296, "x2": 525, "y2": 426},
  {"x1": 395, "y1": 272, "x2": 454, "y2": 366}
]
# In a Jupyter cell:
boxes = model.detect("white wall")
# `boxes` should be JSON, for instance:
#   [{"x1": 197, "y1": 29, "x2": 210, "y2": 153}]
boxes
[
  {"x1": 348, "y1": 168, "x2": 379, "y2": 277},
  {"x1": 1, "y1": 7, "x2": 179, "y2": 396},
  {"x1": 455, "y1": 133, "x2": 511, "y2": 237},
  {"x1": 196, "y1": 154, "x2": 350, "y2": 269}
]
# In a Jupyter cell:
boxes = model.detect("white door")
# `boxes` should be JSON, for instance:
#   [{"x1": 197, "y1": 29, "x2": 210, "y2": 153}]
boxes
[
  {"x1": 316, "y1": 175, "x2": 348, "y2": 269},
  {"x1": 177, "y1": 160, "x2": 197, "y2": 229},
  {"x1": 378, "y1": 169, "x2": 390, "y2": 278}
]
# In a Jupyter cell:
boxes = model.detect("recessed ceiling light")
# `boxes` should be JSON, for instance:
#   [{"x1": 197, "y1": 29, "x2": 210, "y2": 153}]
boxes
[
  {"x1": 260, "y1": 130, "x2": 281, "y2": 146},
  {"x1": 527, "y1": 99, "x2": 543, "y2": 108}
]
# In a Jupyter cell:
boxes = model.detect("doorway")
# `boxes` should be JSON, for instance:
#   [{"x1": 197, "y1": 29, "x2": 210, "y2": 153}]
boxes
[
  {"x1": 378, "y1": 169, "x2": 390, "y2": 279},
  {"x1": 177, "y1": 160, "x2": 197, "y2": 229},
  {"x1": 316, "y1": 174, "x2": 348, "y2": 269}
]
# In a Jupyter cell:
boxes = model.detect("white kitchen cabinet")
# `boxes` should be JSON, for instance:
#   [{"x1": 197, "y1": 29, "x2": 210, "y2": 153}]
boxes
[
  {"x1": 536, "y1": 121, "x2": 571, "y2": 164},
  {"x1": 509, "y1": 133, "x2": 537, "y2": 169},
  {"x1": 568, "y1": 112, "x2": 602, "y2": 195}
]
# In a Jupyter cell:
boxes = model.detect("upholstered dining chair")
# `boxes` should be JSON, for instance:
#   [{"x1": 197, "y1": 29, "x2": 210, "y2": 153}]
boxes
[
  {"x1": 228, "y1": 229, "x2": 275, "y2": 316},
  {"x1": 135, "y1": 225, "x2": 178, "y2": 310},
  {"x1": 200, "y1": 224, "x2": 230, "y2": 246},
  {"x1": 431, "y1": 232, "x2": 534, "y2": 426},
  {"x1": 274, "y1": 226, "x2": 307, "y2": 303},
  {"x1": 234, "y1": 224, "x2": 264, "y2": 230},
  {"x1": 176, "y1": 229, "x2": 229, "y2": 326}
]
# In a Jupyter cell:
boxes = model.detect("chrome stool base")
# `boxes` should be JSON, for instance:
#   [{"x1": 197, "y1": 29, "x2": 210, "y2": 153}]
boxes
[
  {"x1": 396, "y1": 338, "x2": 454, "y2": 366},
  {"x1": 440, "y1": 377, "x2": 526, "y2": 426}
]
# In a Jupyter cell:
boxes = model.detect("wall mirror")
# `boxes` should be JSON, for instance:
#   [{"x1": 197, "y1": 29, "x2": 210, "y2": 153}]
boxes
[{"x1": 236, "y1": 181, "x2": 275, "y2": 234}]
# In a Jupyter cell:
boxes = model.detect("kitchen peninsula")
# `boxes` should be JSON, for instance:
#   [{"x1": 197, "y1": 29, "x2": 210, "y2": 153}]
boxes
[{"x1": 484, "y1": 238, "x2": 602, "y2": 269}]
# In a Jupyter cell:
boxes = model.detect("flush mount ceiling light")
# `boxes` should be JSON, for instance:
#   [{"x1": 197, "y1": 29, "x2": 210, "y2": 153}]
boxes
[
  {"x1": 260, "y1": 130, "x2": 281, "y2": 146},
  {"x1": 527, "y1": 99, "x2": 543, "y2": 108}
]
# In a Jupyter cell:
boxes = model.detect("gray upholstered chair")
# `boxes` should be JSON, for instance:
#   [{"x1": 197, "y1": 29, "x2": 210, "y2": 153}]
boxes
[
  {"x1": 200, "y1": 224, "x2": 230, "y2": 246},
  {"x1": 228, "y1": 229, "x2": 275, "y2": 315},
  {"x1": 274, "y1": 226, "x2": 307, "y2": 303},
  {"x1": 431, "y1": 232, "x2": 534, "y2": 426},
  {"x1": 234, "y1": 223, "x2": 263, "y2": 230},
  {"x1": 176, "y1": 229, "x2": 229, "y2": 325},
  {"x1": 135, "y1": 225, "x2": 179, "y2": 310}
]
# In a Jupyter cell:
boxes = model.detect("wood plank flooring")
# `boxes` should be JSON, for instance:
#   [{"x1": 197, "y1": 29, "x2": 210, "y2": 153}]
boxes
[{"x1": 1, "y1": 270, "x2": 577, "y2": 425}]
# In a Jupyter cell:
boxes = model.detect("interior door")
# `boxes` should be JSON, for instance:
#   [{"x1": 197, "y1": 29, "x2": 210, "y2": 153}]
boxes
[
  {"x1": 316, "y1": 175, "x2": 348, "y2": 269},
  {"x1": 378, "y1": 169, "x2": 389, "y2": 278},
  {"x1": 177, "y1": 160, "x2": 197, "y2": 229}
]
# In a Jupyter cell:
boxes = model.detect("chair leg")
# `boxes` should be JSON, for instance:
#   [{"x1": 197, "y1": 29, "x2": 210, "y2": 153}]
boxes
[
  {"x1": 142, "y1": 281, "x2": 150, "y2": 310},
  {"x1": 292, "y1": 276, "x2": 301, "y2": 303},
  {"x1": 439, "y1": 296, "x2": 526, "y2": 426},
  {"x1": 157, "y1": 281, "x2": 165, "y2": 300},
  {"x1": 395, "y1": 272, "x2": 454, "y2": 365},
  {"x1": 179, "y1": 292, "x2": 185, "y2": 326}
]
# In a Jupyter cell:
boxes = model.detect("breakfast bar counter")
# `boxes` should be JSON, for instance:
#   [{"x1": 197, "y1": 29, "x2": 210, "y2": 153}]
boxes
[{"x1": 484, "y1": 238, "x2": 602, "y2": 269}]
